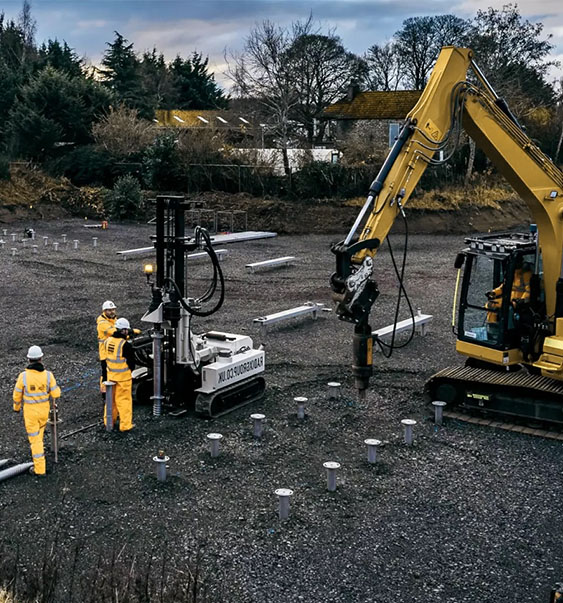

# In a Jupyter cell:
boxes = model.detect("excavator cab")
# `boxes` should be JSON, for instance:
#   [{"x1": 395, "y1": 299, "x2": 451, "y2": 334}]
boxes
[{"x1": 456, "y1": 231, "x2": 544, "y2": 363}]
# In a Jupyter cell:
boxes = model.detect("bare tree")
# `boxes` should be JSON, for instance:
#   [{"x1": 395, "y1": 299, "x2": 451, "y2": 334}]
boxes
[
  {"x1": 92, "y1": 105, "x2": 156, "y2": 157},
  {"x1": 432, "y1": 14, "x2": 470, "y2": 49},
  {"x1": 365, "y1": 42, "x2": 403, "y2": 91},
  {"x1": 286, "y1": 29, "x2": 366, "y2": 144},
  {"x1": 228, "y1": 20, "x2": 299, "y2": 174},
  {"x1": 394, "y1": 15, "x2": 468, "y2": 89},
  {"x1": 467, "y1": 4, "x2": 556, "y2": 113},
  {"x1": 18, "y1": 0, "x2": 35, "y2": 61},
  {"x1": 394, "y1": 17, "x2": 437, "y2": 90}
]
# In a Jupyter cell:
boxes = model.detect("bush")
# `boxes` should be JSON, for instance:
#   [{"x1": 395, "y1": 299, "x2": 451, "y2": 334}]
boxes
[
  {"x1": 104, "y1": 174, "x2": 144, "y2": 220},
  {"x1": 47, "y1": 145, "x2": 116, "y2": 187},
  {"x1": 143, "y1": 131, "x2": 185, "y2": 190},
  {"x1": 93, "y1": 105, "x2": 157, "y2": 157},
  {"x1": 0, "y1": 156, "x2": 10, "y2": 181},
  {"x1": 291, "y1": 161, "x2": 373, "y2": 199}
]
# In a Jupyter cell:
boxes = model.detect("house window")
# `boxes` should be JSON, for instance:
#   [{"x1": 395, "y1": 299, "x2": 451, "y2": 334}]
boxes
[{"x1": 389, "y1": 122, "x2": 401, "y2": 147}]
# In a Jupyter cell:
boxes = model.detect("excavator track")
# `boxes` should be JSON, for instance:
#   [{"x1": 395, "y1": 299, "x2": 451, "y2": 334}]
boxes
[
  {"x1": 426, "y1": 365, "x2": 563, "y2": 432},
  {"x1": 195, "y1": 376, "x2": 266, "y2": 419}
]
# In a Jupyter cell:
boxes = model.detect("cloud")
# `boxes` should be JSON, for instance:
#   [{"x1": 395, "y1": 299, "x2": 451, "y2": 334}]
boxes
[
  {"x1": 75, "y1": 20, "x2": 108, "y2": 29},
  {"x1": 2, "y1": 0, "x2": 561, "y2": 83}
]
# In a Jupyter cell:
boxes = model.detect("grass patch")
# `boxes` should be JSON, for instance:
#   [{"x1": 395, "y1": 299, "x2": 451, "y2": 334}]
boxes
[{"x1": 344, "y1": 182, "x2": 519, "y2": 211}]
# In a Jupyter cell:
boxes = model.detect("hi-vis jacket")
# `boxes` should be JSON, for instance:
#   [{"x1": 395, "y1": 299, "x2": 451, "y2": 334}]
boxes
[
  {"x1": 13, "y1": 366, "x2": 61, "y2": 411},
  {"x1": 97, "y1": 313, "x2": 117, "y2": 361},
  {"x1": 105, "y1": 336, "x2": 134, "y2": 382},
  {"x1": 486, "y1": 268, "x2": 532, "y2": 324}
]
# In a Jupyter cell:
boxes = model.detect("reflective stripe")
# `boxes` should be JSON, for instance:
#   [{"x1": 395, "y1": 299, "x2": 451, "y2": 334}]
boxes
[
  {"x1": 27, "y1": 430, "x2": 40, "y2": 437},
  {"x1": 22, "y1": 370, "x2": 50, "y2": 403},
  {"x1": 14, "y1": 387, "x2": 22, "y2": 392},
  {"x1": 106, "y1": 338, "x2": 130, "y2": 381},
  {"x1": 98, "y1": 338, "x2": 105, "y2": 343},
  {"x1": 33, "y1": 452, "x2": 45, "y2": 458}
]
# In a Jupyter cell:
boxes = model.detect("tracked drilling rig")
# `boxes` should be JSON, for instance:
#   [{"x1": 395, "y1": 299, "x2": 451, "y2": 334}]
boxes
[{"x1": 132, "y1": 196, "x2": 265, "y2": 418}]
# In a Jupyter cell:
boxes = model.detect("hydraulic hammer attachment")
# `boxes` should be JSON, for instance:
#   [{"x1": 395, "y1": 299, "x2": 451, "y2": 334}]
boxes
[{"x1": 352, "y1": 321, "x2": 374, "y2": 398}]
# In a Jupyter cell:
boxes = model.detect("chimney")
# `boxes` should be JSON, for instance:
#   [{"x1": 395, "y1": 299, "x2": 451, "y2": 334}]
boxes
[{"x1": 347, "y1": 82, "x2": 360, "y2": 102}]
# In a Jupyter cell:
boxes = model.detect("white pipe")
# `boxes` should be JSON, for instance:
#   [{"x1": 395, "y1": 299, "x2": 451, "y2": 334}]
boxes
[{"x1": 0, "y1": 462, "x2": 33, "y2": 482}]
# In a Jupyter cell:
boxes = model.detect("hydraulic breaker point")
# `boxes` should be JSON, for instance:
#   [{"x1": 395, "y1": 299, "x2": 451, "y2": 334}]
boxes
[{"x1": 352, "y1": 322, "x2": 373, "y2": 393}]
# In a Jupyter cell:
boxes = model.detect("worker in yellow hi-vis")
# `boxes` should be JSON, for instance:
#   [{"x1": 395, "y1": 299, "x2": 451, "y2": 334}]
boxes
[
  {"x1": 97, "y1": 300, "x2": 118, "y2": 397},
  {"x1": 13, "y1": 346, "x2": 61, "y2": 477},
  {"x1": 104, "y1": 318, "x2": 136, "y2": 432}
]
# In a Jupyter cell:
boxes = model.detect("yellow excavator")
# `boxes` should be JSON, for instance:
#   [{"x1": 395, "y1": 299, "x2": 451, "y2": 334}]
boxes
[{"x1": 330, "y1": 46, "x2": 563, "y2": 425}]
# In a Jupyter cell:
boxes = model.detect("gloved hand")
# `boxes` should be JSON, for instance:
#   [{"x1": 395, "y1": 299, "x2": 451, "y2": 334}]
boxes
[
  {"x1": 127, "y1": 328, "x2": 142, "y2": 337},
  {"x1": 486, "y1": 291, "x2": 496, "y2": 300}
]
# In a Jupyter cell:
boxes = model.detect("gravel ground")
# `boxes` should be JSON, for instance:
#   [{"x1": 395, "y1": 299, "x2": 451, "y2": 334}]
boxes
[{"x1": 1, "y1": 217, "x2": 562, "y2": 602}]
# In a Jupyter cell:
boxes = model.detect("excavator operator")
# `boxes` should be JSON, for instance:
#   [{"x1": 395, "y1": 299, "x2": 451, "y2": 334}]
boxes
[{"x1": 485, "y1": 259, "x2": 532, "y2": 340}]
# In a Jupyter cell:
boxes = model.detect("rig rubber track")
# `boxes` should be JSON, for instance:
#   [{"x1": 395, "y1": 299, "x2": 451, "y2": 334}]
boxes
[
  {"x1": 426, "y1": 365, "x2": 563, "y2": 429},
  {"x1": 195, "y1": 376, "x2": 266, "y2": 418}
]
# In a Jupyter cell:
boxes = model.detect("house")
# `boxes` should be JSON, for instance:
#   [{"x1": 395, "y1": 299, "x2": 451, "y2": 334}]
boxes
[
  {"x1": 320, "y1": 90, "x2": 422, "y2": 156},
  {"x1": 154, "y1": 106, "x2": 339, "y2": 174}
]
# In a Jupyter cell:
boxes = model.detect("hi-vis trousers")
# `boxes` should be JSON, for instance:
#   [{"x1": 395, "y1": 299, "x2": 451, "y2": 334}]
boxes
[
  {"x1": 103, "y1": 379, "x2": 133, "y2": 431},
  {"x1": 23, "y1": 401, "x2": 50, "y2": 475}
]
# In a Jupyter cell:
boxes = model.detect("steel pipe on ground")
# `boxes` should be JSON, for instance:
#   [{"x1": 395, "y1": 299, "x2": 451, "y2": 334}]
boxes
[{"x1": 0, "y1": 462, "x2": 33, "y2": 482}]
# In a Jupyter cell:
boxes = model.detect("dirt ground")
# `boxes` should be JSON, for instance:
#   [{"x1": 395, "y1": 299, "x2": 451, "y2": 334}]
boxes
[{"x1": 1, "y1": 209, "x2": 562, "y2": 603}]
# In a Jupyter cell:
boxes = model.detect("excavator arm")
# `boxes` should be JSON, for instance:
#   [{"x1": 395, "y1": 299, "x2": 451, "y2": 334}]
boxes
[{"x1": 331, "y1": 46, "x2": 563, "y2": 396}]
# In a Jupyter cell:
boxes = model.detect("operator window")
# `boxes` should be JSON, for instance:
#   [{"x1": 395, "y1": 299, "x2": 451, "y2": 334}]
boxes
[{"x1": 463, "y1": 255, "x2": 504, "y2": 345}]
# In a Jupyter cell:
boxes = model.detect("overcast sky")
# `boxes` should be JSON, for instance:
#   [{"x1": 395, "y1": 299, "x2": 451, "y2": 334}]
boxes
[{"x1": 2, "y1": 0, "x2": 562, "y2": 87}]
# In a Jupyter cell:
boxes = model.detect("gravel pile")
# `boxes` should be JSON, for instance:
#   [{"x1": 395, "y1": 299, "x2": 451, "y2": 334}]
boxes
[{"x1": 0, "y1": 218, "x2": 562, "y2": 602}]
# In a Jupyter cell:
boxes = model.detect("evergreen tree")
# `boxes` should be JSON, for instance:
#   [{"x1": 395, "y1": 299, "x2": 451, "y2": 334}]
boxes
[
  {"x1": 38, "y1": 39, "x2": 83, "y2": 78},
  {"x1": 139, "y1": 48, "x2": 175, "y2": 110},
  {"x1": 169, "y1": 52, "x2": 228, "y2": 110},
  {"x1": 0, "y1": 12, "x2": 37, "y2": 150},
  {"x1": 8, "y1": 66, "x2": 113, "y2": 159},
  {"x1": 99, "y1": 31, "x2": 151, "y2": 118}
]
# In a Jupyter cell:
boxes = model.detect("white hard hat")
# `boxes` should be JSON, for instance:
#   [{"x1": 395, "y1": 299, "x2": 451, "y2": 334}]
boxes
[
  {"x1": 27, "y1": 345, "x2": 43, "y2": 360},
  {"x1": 102, "y1": 300, "x2": 117, "y2": 311},
  {"x1": 115, "y1": 318, "x2": 130, "y2": 330}
]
